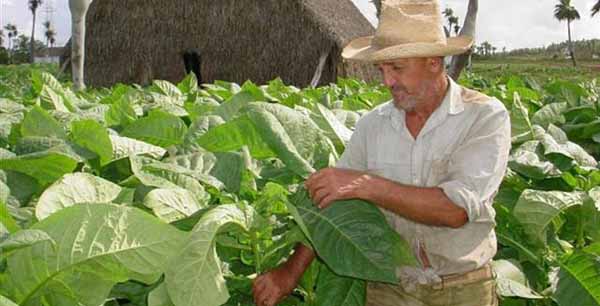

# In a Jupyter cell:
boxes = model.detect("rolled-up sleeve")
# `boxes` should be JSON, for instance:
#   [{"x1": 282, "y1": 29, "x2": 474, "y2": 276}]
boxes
[{"x1": 438, "y1": 103, "x2": 511, "y2": 223}]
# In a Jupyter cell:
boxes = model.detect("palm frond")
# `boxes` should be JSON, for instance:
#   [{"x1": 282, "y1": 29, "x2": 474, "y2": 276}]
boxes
[{"x1": 592, "y1": 0, "x2": 600, "y2": 16}]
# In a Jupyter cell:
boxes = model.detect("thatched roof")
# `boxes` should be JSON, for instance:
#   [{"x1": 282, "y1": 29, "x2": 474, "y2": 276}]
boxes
[{"x1": 83, "y1": 0, "x2": 380, "y2": 87}]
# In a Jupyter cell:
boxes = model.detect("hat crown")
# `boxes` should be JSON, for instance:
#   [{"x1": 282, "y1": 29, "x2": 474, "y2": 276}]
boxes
[{"x1": 373, "y1": 0, "x2": 447, "y2": 48}]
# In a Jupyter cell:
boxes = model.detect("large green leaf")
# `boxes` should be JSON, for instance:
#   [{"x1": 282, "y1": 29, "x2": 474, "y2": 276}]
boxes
[
  {"x1": 177, "y1": 73, "x2": 198, "y2": 95},
  {"x1": 513, "y1": 189, "x2": 587, "y2": 247},
  {"x1": 555, "y1": 251, "x2": 600, "y2": 306},
  {"x1": 491, "y1": 259, "x2": 543, "y2": 299},
  {"x1": 0, "y1": 151, "x2": 78, "y2": 186},
  {"x1": 152, "y1": 80, "x2": 183, "y2": 98},
  {"x1": 563, "y1": 120, "x2": 600, "y2": 142},
  {"x1": 31, "y1": 71, "x2": 64, "y2": 95},
  {"x1": 509, "y1": 141, "x2": 561, "y2": 179},
  {"x1": 4, "y1": 203, "x2": 186, "y2": 306},
  {"x1": 14, "y1": 136, "x2": 94, "y2": 162},
  {"x1": 38, "y1": 86, "x2": 70, "y2": 112},
  {"x1": 179, "y1": 115, "x2": 225, "y2": 153},
  {"x1": 0, "y1": 170, "x2": 40, "y2": 207},
  {"x1": 511, "y1": 92, "x2": 534, "y2": 142},
  {"x1": 0, "y1": 201, "x2": 19, "y2": 233},
  {"x1": 537, "y1": 125, "x2": 597, "y2": 169},
  {"x1": 143, "y1": 187, "x2": 208, "y2": 223},
  {"x1": 35, "y1": 173, "x2": 122, "y2": 220},
  {"x1": 310, "y1": 103, "x2": 352, "y2": 153},
  {"x1": 105, "y1": 97, "x2": 137, "y2": 127},
  {"x1": 165, "y1": 204, "x2": 257, "y2": 306},
  {"x1": 121, "y1": 110, "x2": 187, "y2": 148},
  {"x1": 130, "y1": 156, "x2": 209, "y2": 201},
  {"x1": 0, "y1": 295, "x2": 18, "y2": 306},
  {"x1": 21, "y1": 105, "x2": 67, "y2": 140},
  {"x1": 70, "y1": 120, "x2": 113, "y2": 166},
  {"x1": 315, "y1": 266, "x2": 366, "y2": 306},
  {"x1": 544, "y1": 80, "x2": 588, "y2": 106},
  {"x1": 288, "y1": 189, "x2": 415, "y2": 283},
  {"x1": 531, "y1": 102, "x2": 567, "y2": 128},
  {"x1": 246, "y1": 103, "x2": 336, "y2": 170},
  {"x1": 164, "y1": 152, "x2": 226, "y2": 190},
  {"x1": 214, "y1": 91, "x2": 258, "y2": 121},
  {"x1": 197, "y1": 115, "x2": 275, "y2": 159},
  {"x1": 199, "y1": 103, "x2": 336, "y2": 178},
  {"x1": 148, "y1": 283, "x2": 175, "y2": 306},
  {"x1": 0, "y1": 229, "x2": 55, "y2": 257},
  {"x1": 109, "y1": 135, "x2": 166, "y2": 160}
]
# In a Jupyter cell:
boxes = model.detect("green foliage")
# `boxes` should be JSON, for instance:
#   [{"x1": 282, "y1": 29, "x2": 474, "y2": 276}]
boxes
[{"x1": 1, "y1": 65, "x2": 600, "y2": 306}]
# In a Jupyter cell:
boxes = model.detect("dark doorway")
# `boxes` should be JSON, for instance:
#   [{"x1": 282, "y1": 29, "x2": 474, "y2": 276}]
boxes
[{"x1": 183, "y1": 50, "x2": 202, "y2": 84}]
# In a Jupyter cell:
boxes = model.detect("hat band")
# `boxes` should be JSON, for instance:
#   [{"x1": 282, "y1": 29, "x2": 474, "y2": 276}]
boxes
[{"x1": 372, "y1": 35, "x2": 448, "y2": 50}]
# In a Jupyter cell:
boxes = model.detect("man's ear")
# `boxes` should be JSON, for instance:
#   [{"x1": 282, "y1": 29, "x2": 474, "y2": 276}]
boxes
[{"x1": 426, "y1": 57, "x2": 445, "y2": 73}]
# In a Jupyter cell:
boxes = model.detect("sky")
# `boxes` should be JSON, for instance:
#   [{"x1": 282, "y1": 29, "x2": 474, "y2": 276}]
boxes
[{"x1": 1, "y1": 0, "x2": 599, "y2": 51}]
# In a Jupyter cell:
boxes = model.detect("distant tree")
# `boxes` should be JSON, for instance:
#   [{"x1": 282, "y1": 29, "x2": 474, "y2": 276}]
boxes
[
  {"x1": 12, "y1": 34, "x2": 45, "y2": 64},
  {"x1": 0, "y1": 29, "x2": 4, "y2": 48},
  {"x1": 4, "y1": 24, "x2": 18, "y2": 63},
  {"x1": 554, "y1": 0, "x2": 580, "y2": 66},
  {"x1": 593, "y1": 0, "x2": 600, "y2": 16},
  {"x1": 443, "y1": 8, "x2": 454, "y2": 19},
  {"x1": 29, "y1": 0, "x2": 43, "y2": 63},
  {"x1": 448, "y1": 16, "x2": 459, "y2": 34},
  {"x1": 453, "y1": 23, "x2": 461, "y2": 35},
  {"x1": 371, "y1": 0, "x2": 382, "y2": 17},
  {"x1": 43, "y1": 21, "x2": 57, "y2": 49}
]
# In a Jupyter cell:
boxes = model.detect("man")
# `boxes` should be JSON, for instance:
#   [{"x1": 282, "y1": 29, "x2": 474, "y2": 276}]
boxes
[{"x1": 253, "y1": 0, "x2": 510, "y2": 305}]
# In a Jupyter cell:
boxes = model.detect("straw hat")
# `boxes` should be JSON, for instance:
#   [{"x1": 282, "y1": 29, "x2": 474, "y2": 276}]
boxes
[{"x1": 342, "y1": 0, "x2": 474, "y2": 62}]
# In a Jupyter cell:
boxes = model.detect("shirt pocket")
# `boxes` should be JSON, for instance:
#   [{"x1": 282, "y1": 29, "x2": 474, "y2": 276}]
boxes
[{"x1": 426, "y1": 153, "x2": 452, "y2": 186}]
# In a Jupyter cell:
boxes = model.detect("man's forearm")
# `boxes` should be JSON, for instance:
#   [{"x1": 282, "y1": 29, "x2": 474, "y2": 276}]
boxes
[
  {"x1": 358, "y1": 174, "x2": 468, "y2": 228},
  {"x1": 282, "y1": 243, "x2": 316, "y2": 279}
]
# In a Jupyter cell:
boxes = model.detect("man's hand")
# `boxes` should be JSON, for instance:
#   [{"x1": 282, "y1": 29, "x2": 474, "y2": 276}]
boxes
[
  {"x1": 252, "y1": 244, "x2": 315, "y2": 306},
  {"x1": 304, "y1": 167, "x2": 370, "y2": 209},
  {"x1": 252, "y1": 265, "x2": 300, "y2": 306}
]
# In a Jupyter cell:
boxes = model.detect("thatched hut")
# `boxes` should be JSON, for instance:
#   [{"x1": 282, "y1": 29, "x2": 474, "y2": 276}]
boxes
[{"x1": 81, "y1": 0, "x2": 380, "y2": 87}]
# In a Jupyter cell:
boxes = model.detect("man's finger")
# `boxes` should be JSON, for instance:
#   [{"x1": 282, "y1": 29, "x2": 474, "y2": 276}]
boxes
[
  {"x1": 252, "y1": 278, "x2": 267, "y2": 303},
  {"x1": 313, "y1": 188, "x2": 330, "y2": 207},
  {"x1": 319, "y1": 195, "x2": 336, "y2": 209}
]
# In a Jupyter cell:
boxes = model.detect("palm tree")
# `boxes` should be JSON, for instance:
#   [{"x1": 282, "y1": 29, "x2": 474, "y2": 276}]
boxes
[
  {"x1": 371, "y1": 0, "x2": 382, "y2": 17},
  {"x1": 593, "y1": 0, "x2": 600, "y2": 16},
  {"x1": 43, "y1": 21, "x2": 57, "y2": 49},
  {"x1": 554, "y1": 0, "x2": 580, "y2": 66},
  {"x1": 443, "y1": 8, "x2": 454, "y2": 19},
  {"x1": 452, "y1": 17, "x2": 461, "y2": 35},
  {"x1": 443, "y1": 8, "x2": 456, "y2": 35},
  {"x1": 28, "y1": 0, "x2": 43, "y2": 63},
  {"x1": 4, "y1": 24, "x2": 18, "y2": 63}
]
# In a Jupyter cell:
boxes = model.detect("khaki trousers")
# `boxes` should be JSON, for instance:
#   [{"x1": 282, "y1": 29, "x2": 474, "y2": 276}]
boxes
[{"x1": 366, "y1": 266, "x2": 497, "y2": 306}]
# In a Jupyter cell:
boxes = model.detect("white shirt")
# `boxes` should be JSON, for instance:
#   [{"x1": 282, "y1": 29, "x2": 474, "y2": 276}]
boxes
[{"x1": 336, "y1": 77, "x2": 511, "y2": 277}]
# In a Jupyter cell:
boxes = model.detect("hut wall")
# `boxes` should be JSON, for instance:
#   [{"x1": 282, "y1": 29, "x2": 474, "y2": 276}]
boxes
[{"x1": 85, "y1": 0, "x2": 344, "y2": 87}]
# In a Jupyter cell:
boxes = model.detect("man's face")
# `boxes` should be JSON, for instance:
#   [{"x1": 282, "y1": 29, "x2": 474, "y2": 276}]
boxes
[{"x1": 377, "y1": 58, "x2": 441, "y2": 112}]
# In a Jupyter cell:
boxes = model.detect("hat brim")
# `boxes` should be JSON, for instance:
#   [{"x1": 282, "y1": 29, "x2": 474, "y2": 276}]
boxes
[{"x1": 342, "y1": 35, "x2": 474, "y2": 62}]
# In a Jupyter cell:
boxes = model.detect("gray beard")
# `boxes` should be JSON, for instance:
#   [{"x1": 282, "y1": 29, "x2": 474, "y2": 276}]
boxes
[{"x1": 393, "y1": 96, "x2": 419, "y2": 112}]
